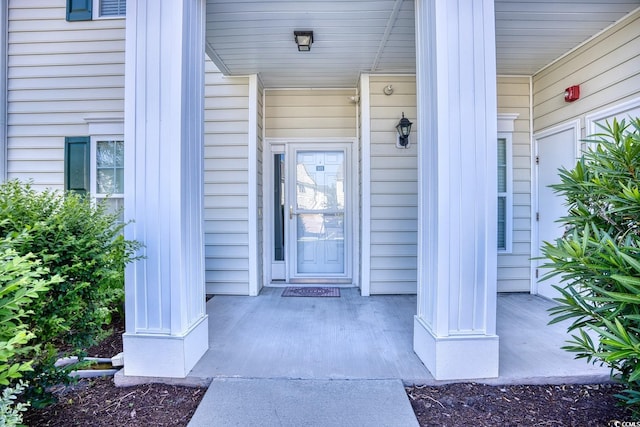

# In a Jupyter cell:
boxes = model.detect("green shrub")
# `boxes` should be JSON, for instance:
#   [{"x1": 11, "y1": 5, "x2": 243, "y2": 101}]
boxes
[
  {"x1": 0, "y1": 236, "x2": 61, "y2": 425},
  {"x1": 541, "y1": 118, "x2": 640, "y2": 415},
  {"x1": 0, "y1": 181, "x2": 138, "y2": 351},
  {"x1": 0, "y1": 237, "x2": 58, "y2": 386},
  {"x1": 0, "y1": 181, "x2": 140, "y2": 405},
  {"x1": 0, "y1": 381, "x2": 29, "y2": 427}
]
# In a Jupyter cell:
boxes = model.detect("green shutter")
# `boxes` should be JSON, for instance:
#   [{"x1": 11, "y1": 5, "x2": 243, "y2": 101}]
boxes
[
  {"x1": 65, "y1": 137, "x2": 90, "y2": 194},
  {"x1": 66, "y1": 0, "x2": 92, "y2": 21}
]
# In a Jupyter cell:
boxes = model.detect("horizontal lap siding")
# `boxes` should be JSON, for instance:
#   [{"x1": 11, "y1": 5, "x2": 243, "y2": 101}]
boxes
[
  {"x1": 533, "y1": 10, "x2": 640, "y2": 134},
  {"x1": 6, "y1": 0, "x2": 125, "y2": 190},
  {"x1": 264, "y1": 89, "x2": 357, "y2": 138},
  {"x1": 368, "y1": 76, "x2": 417, "y2": 294},
  {"x1": 497, "y1": 76, "x2": 532, "y2": 292},
  {"x1": 204, "y1": 59, "x2": 251, "y2": 295}
]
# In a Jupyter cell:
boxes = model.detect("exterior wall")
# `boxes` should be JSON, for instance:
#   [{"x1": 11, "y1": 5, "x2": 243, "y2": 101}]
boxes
[
  {"x1": 264, "y1": 89, "x2": 357, "y2": 139},
  {"x1": 203, "y1": 59, "x2": 252, "y2": 295},
  {"x1": 533, "y1": 9, "x2": 640, "y2": 135},
  {"x1": 497, "y1": 76, "x2": 532, "y2": 292},
  {"x1": 6, "y1": 0, "x2": 125, "y2": 190},
  {"x1": 6, "y1": 1, "x2": 254, "y2": 295},
  {"x1": 366, "y1": 76, "x2": 418, "y2": 294}
]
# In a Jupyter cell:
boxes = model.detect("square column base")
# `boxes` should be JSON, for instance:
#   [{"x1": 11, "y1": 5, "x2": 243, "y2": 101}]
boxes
[
  {"x1": 123, "y1": 315, "x2": 209, "y2": 378},
  {"x1": 414, "y1": 316, "x2": 499, "y2": 380}
]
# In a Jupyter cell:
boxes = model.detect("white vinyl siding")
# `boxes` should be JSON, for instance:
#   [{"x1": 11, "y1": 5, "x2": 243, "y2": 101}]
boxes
[
  {"x1": 367, "y1": 76, "x2": 417, "y2": 294},
  {"x1": 497, "y1": 76, "x2": 532, "y2": 292},
  {"x1": 204, "y1": 58, "x2": 252, "y2": 295},
  {"x1": 6, "y1": 0, "x2": 125, "y2": 191},
  {"x1": 533, "y1": 9, "x2": 640, "y2": 134},
  {"x1": 264, "y1": 89, "x2": 357, "y2": 139}
]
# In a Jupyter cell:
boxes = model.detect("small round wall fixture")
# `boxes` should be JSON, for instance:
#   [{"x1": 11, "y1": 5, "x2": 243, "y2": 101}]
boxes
[{"x1": 383, "y1": 85, "x2": 394, "y2": 95}]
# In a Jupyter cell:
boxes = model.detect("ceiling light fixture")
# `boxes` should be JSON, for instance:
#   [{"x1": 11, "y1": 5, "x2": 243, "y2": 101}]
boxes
[{"x1": 294, "y1": 31, "x2": 314, "y2": 52}]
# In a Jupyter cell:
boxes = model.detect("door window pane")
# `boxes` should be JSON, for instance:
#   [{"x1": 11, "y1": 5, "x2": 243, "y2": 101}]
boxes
[
  {"x1": 274, "y1": 154, "x2": 285, "y2": 261},
  {"x1": 295, "y1": 151, "x2": 345, "y2": 275}
]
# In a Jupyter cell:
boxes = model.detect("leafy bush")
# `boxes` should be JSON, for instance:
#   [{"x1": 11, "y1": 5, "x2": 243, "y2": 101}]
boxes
[
  {"x1": 0, "y1": 236, "x2": 61, "y2": 426},
  {"x1": 541, "y1": 118, "x2": 640, "y2": 415},
  {"x1": 0, "y1": 181, "x2": 140, "y2": 405},
  {"x1": 0, "y1": 381, "x2": 29, "y2": 427},
  {"x1": 0, "y1": 239, "x2": 58, "y2": 386},
  {"x1": 0, "y1": 181, "x2": 137, "y2": 351}
]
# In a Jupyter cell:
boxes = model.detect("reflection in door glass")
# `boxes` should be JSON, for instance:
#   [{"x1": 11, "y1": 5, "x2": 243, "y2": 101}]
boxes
[{"x1": 295, "y1": 151, "x2": 345, "y2": 274}]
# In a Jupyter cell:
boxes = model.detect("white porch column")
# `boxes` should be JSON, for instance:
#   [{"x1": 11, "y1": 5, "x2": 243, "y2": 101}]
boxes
[
  {"x1": 413, "y1": 0, "x2": 499, "y2": 380},
  {"x1": 122, "y1": 0, "x2": 208, "y2": 378}
]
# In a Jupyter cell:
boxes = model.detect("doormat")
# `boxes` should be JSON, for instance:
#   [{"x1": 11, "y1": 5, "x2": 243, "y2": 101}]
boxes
[{"x1": 282, "y1": 287, "x2": 340, "y2": 297}]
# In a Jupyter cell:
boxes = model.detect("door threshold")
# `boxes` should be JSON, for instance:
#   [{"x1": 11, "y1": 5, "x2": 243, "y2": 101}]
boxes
[{"x1": 267, "y1": 282, "x2": 356, "y2": 288}]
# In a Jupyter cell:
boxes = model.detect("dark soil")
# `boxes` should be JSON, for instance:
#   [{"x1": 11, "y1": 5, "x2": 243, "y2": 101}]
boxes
[
  {"x1": 407, "y1": 382, "x2": 629, "y2": 427},
  {"x1": 24, "y1": 316, "x2": 632, "y2": 426},
  {"x1": 24, "y1": 316, "x2": 206, "y2": 427}
]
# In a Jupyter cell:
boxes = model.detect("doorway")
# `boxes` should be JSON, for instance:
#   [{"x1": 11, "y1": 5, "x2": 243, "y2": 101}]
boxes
[
  {"x1": 533, "y1": 121, "x2": 580, "y2": 299},
  {"x1": 266, "y1": 140, "x2": 356, "y2": 285}
]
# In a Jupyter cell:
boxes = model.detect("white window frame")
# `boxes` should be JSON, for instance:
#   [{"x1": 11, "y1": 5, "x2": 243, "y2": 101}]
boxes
[
  {"x1": 90, "y1": 135, "x2": 124, "y2": 218},
  {"x1": 497, "y1": 132, "x2": 513, "y2": 253},
  {"x1": 92, "y1": 0, "x2": 126, "y2": 20},
  {"x1": 90, "y1": 135, "x2": 124, "y2": 197}
]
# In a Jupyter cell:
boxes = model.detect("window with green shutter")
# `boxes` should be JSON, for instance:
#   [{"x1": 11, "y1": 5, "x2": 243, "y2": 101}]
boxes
[
  {"x1": 66, "y1": 0, "x2": 92, "y2": 21},
  {"x1": 65, "y1": 136, "x2": 90, "y2": 194},
  {"x1": 67, "y1": 0, "x2": 125, "y2": 21}
]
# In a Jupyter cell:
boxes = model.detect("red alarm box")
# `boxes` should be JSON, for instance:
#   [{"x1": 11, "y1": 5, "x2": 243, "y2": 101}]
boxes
[{"x1": 564, "y1": 85, "x2": 580, "y2": 102}]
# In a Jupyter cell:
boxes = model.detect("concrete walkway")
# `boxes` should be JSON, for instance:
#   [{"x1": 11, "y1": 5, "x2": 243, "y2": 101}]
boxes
[
  {"x1": 188, "y1": 378, "x2": 419, "y2": 427},
  {"x1": 179, "y1": 288, "x2": 611, "y2": 426}
]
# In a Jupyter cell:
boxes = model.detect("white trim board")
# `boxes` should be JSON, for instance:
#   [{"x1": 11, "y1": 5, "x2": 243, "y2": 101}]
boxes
[
  {"x1": 584, "y1": 97, "x2": 640, "y2": 137},
  {"x1": 359, "y1": 74, "x2": 372, "y2": 296}
]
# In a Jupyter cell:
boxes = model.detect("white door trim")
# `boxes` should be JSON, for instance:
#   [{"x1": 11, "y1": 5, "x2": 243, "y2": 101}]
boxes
[
  {"x1": 584, "y1": 96, "x2": 640, "y2": 137},
  {"x1": 531, "y1": 119, "x2": 580, "y2": 294},
  {"x1": 263, "y1": 138, "x2": 359, "y2": 287}
]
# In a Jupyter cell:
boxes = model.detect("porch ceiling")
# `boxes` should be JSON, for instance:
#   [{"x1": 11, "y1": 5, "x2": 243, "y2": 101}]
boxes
[{"x1": 205, "y1": 0, "x2": 640, "y2": 88}]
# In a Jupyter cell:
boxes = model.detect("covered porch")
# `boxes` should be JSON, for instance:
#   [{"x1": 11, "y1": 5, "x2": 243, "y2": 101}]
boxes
[
  {"x1": 183, "y1": 289, "x2": 609, "y2": 385},
  {"x1": 121, "y1": 0, "x2": 639, "y2": 382}
]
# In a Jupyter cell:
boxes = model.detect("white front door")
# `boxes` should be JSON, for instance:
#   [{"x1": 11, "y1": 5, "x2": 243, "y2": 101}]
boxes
[
  {"x1": 534, "y1": 123, "x2": 579, "y2": 299},
  {"x1": 288, "y1": 144, "x2": 351, "y2": 282}
]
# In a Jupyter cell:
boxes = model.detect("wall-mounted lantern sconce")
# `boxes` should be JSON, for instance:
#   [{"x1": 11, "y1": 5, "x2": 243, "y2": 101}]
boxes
[
  {"x1": 294, "y1": 31, "x2": 314, "y2": 51},
  {"x1": 396, "y1": 112, "x2": 413, "y2": 148}
]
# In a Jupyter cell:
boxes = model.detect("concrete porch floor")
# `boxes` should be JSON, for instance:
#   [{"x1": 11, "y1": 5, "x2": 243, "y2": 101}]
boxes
[{"x1": 187, "y1": 287, "x2": 610, "y2": 385}]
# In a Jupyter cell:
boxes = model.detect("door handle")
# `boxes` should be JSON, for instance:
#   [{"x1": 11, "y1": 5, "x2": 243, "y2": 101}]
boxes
[{"x1": 290, "y1": 205, "x2": 293, "y2": 219}]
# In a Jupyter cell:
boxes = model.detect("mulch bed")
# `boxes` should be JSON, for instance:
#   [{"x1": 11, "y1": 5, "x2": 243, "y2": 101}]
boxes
[
  {"x1": 407, "y1": 382, "x2": 629, "y2": 427},
  {"x1": 23, "y1": 378, "x2": 205, "y2": 427},
  {"x1": 23, "y1": 315, "x2": 633, "y2": 426},
  {"x1": 24, "y1": 315, "x2": 206, "y2": 427}
]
